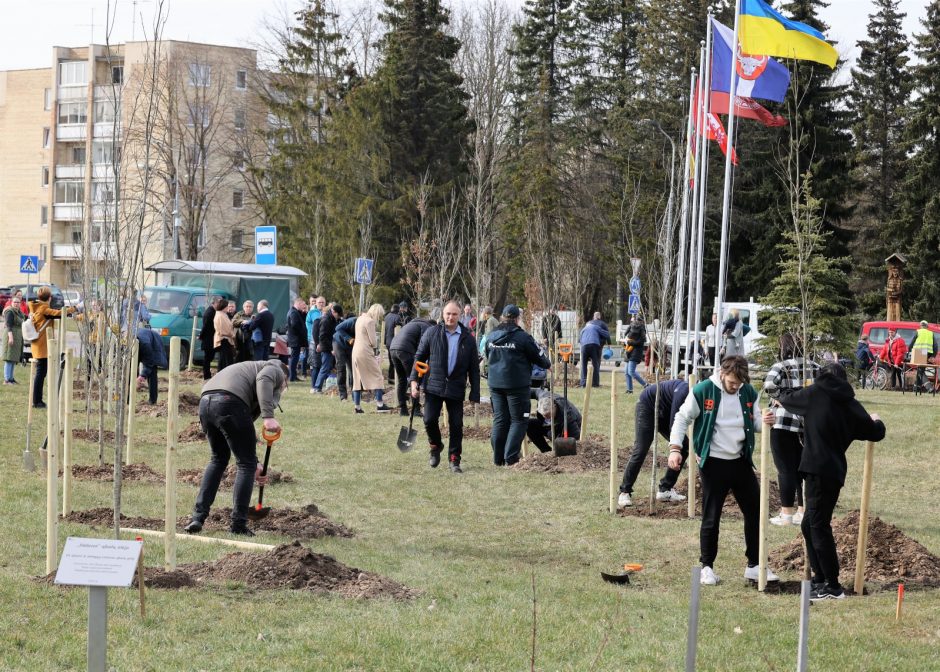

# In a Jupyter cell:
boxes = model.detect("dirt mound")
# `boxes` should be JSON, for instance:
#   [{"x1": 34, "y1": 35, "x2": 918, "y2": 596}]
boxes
[
  {"x1": 64, "y1": 507, "x2": 164, "y2": 529},
  {"x1": 770, "y1": 510, "x2": 940, "y2": 588},
  {"x1": 69, "y1": 463, "x2": 163, "y2": 483},
  {"x1": 137, "y1": 541, "x2": 416, "y2": 598},
  {"x1": 178, "y1": 421, "x2": 206, "y2": 443},
  {"x1": 179, "y1": 369, "x2": 205, "y2": 383},
  {"x1": 465, "y1": 400, "x2": 492, "y2": 417},
  {"x1": 137, "y1": 391, "x2": 201, "y2": 417},
  {"x1": 176, "y1": 467, "x2": 293, "y2": 489},
  {"x1": 512, "y1": 434, "x2": 630, "y2": 474},
  {"x1": 460, "y1": 426, "x2": 492, "y2": 442},
  {"x1": 620, "y1": 472, "x2": 782, "y2": 520},
  {"x1": 72, "y1": 429, "x2": 116, "y2": 443}
]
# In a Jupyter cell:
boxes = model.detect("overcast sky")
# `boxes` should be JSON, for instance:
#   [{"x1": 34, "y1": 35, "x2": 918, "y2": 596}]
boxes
[{"x1": 0, "y1": 0, "x2": 928, "y2": 73}]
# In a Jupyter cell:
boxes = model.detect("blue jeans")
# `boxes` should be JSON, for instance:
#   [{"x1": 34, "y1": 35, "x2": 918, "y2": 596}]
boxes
[
  {"x1": 288, "y1": 347, "x2": 302, "y2": 381},
  {"x1": 4, "y1": 361, "x2": 14, "y2": 382},
  {"x1": 252, "y1": 341, "x2": 267, "y2": 361},
  {"x1": 308, "y1": 347, "x2": 321, "y2": 389},
  {"x1": 625, "y1": 360, "x2": 647, "y2": 391},
  {"x1": 352, "y1": 389, "x2": 384, "y2": 406},
  {"x1": 314, "y1": 351, "x2": 335, "y2": 390},
  {"x1": 490, "y1": 387, "x2": 531, "y2": 465}
]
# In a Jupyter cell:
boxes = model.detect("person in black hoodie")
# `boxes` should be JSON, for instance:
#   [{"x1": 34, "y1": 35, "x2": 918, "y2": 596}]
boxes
[
  {"x1": 200, "y1": 297, "x2": 220, "y2": 380},
  {"x1": 390, "y1": 308, "x2": 440, "y2": 416},
  {"x1": 485, "y1": 304, "x2": 552, "y2": 465},
  {"x1": 313, "y1": 303, "x2": 342, "y2": 392},
  {"x1": 285, "y1": 298, "x2": 308, "y2": 382},
  {"x1": 766, "y1": 362, "x2": 886, "y2": 601},
  {"x1": 410, "y1": 301, "x2": 480, "y2": 473},
  {"x1": 383, "y1": 304, "x2": 400, "y2": 385}
]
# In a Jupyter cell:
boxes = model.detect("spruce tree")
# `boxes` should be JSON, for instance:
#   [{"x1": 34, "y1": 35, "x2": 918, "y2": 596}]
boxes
[{"x1": 847, "y1": 0, "x2": 912, "y2": 315}]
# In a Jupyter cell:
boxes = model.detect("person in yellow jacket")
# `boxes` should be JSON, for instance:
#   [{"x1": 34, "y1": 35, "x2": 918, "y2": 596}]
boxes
[
  {"x1": 913, "y1": 321, "x2": 935, "y2": 391},
  {"x1": 28, "y1": 286, "x2": 75, "y2": 408}
]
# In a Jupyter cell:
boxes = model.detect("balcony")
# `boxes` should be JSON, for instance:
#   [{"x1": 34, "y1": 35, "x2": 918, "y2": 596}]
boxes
[
  {"x1": 93, "y1": 122, "x2": 121, "y2": 139},
  {"x1": 56, "y1": 124, "x2": 86, "y2": 141},
  {"x1": 94, "y1": 85, "x2": 121, "y2": 101},
  {"x1": 92, "y1": 163, "x2": 118, "y2": 179},
  {"x1": 55, "y1": 164, "x2": 85, "y2": 179},
  {"x1": 52, "y1": 242, "x2": 113, "y2": 261},
  {"x1": 53, "y1": 204, "x2": 83, "y2": 221},
  {"x1": 57, "y1": 85, "x2": 87, "y2": 101}
]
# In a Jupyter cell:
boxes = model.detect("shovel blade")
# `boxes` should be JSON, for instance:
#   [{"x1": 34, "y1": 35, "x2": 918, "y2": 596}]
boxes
[
  {"x1": 246, "y1": 506, "x2": 271, "y2": 521},
  {"x1": 23, "y1": 449, "x2": 35, "y2": 472},
  {"x1": 397, "y1": 427, "x2": 418, "y2": 452},
  {"x1": 552, "y1": 437, "x2": 577, "y2": 457}
]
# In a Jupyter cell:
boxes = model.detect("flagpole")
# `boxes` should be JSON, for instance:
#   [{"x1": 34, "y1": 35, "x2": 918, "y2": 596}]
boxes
[
  {"x1": 684, "y1": 41, "x2": 707, "y2": 375},
  {"x1": 692, "y1": 16, "x2": 714, "y2": 378},
  {"x1": 716, "y1": 0, "x2": 742, "y2": 326},
  {"x1": 671, "y1": 69, "x2": 697, "y2": 379}
]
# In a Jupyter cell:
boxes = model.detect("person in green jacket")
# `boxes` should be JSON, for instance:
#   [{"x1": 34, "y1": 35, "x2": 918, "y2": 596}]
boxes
[
  {"x1": 1, "y1": 296, "x2": 25, "y2": 383},
  {"x1": 668, "y1": 356, "x2": 779, "y2": 586}
]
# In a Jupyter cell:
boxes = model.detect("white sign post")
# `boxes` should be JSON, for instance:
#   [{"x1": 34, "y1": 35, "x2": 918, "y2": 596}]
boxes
[{"x1": 55, "y1": 537, "x2": 143, "y2": 672}]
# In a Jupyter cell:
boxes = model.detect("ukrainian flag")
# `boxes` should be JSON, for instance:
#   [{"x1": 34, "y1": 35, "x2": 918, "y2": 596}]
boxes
[{"x1": 739, "y1": 0, "x2": 838, "y2": 69}]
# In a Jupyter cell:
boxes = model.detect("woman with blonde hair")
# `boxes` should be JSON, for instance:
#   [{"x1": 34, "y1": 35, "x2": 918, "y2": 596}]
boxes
[
  {"x1": 1, "y1": 295, "x2": 25, "y2": 384},
  {"x1": 351, "y1": 303, "x2": 392, "y2": 413},
  {"x1": 213, "y1": 298, "x2": 236, "y2": 372}
]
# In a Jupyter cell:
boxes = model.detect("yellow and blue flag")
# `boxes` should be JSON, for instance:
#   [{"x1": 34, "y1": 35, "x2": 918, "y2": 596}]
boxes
[{"x1": 738, "y1": 0, "x2": 838, "y2": 69}]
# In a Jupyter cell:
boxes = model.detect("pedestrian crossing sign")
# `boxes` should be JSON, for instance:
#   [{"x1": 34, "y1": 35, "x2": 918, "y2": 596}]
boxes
[
  {"x1": 20, "y1": 255, "x2": 39, "y2": 274},
  {"x1": 628, "y1": 294, "x2": 641, "y2": 315},
  {"x1": 355, "y1": 258, "x2": 374, "y2": 285}
]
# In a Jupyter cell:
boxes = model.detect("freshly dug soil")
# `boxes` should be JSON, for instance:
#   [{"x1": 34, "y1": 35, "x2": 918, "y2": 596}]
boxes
[
  {"x1": 71, "y1": 429, "x2": 116, "y2": 443},
  {"x1": 136, "y1": 542, "x2": 417, "y2": 598},
  {"x1": 179, "y1": 369, "x2": 205, "y2": 383},
  {"x1": 137, "y1": 391, "x2": 201, "y2": 417},
  {"x1": 620, "y1": 472, "x2": 782, "y2": 520},
  {"x1": 176, "y1": 466, "x2": 293, "y2": 488},
  {"x1": 178, "y1": 420, "x2": 206, "y2": 443},
  {"x1": 465, "y1": 400, "x2": 493, "y2": 417},
  {"x1": 460, "y1": 426, "x2": 492, "y2": 442},
  {"x1": 69, "y1": 463, "x2": 163, "y2": 483},
  {"x1": 770, "y1": 510, "x2": 940, "y2": 589},
  {"x1": 65, "y1": 503, "x2": 352, "y2": 541},
  {"x1": 512, "y1": 434, "x2": 631, "y2": 474}
]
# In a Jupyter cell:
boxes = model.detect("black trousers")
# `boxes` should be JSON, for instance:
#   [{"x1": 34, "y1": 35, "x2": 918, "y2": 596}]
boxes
[
  {"x1": 424, "y1": 392, "x2": 464, "y2": 463},
  {"x1": 699, "y1": 456, "x2": 759, "y2": 568},
  {"x1": 391, "y1": 349, "x2": 415, "y2": 410},
  {"x1": 770, "y1": 428, "x2": 803, "y2": 508},
  {"x1": 580, "y1": 344, "x2": 601, "y2": 387},
  {"x1": 217, "y1": 341, "x2": 234, "y2": 372},
  {"x1": 802, "y1": 474, "x2": 843, "y2": 589},
  {"x1": 334, "y1": 345, "x2": 353, "y2": 400},
  {"x1": 619, "y1": 399, "x2": 687, "y2": 494},
  {"x1": 193, "y1": 393, "x2": 258, "y2": 530},
  {"x1": 33, "y1": 357, "x2": 48, "y2": 406},
  {"x1": 201, "y1": 342, "x2": 215, "y2": 379},
  {"x1": 387, "y1": 347, "x2": 396, "y2": 384},
  {"x1": 142, "y1": 365, "x2": 158, "y2": 405},
  {"x1": 526, "y1": 416, "x2": 553, "y2": 452}
]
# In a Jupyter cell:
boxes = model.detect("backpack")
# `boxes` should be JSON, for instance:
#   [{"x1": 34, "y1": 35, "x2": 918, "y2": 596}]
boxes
[{"x1": 21, "y1": 315, "x2": 42, "y2": 342}]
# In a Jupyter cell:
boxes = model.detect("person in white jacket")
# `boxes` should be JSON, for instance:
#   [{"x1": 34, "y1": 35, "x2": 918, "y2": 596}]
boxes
[{"x1": 667, "y1": 356, "x2": 779, "y2": 586}]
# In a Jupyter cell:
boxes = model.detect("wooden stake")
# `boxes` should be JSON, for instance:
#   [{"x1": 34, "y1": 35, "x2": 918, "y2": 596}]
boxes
[
  {"x1": 46, "y1": 336, "x2": 60, "y2": 575},
  {"x1": 685, "y1": 566, "x2": 701, "y2": 672},
  {"x1": 758, "y1": 422, "x2": 770, "y2": 591},
  {"x1": 125, "y1": 338, "x2": 139, "y2": 465},
  {"x1": 123, "y1": 527, "x2": 275, "y2": 551},
  {"x1": 24, "y1": 359, "x2": 37, "y2": 471},
  {"x1": 188, "y1": 316, "x2": 198, "y2": 370},
  {"x1": 687, "y1": 373, "x2": 697, "y2": 518},
  {"x1": 854, "y1": 440, "x2": 876, "y2": 595},
  {"x1": 62, "y1": 349, "x2": 74, "y2": 516},
  {"x1": 135, "y1": 536, "x2": 146, "y2": 619},
  {"x1": 797, "y1": 579, "x2": 811, "y2": 671},
  {"x1": 609, "y1": 369, "x2": 617, "y2": 514},
  {"x1": 165, "y1": 337, "x2": 180, "y2": 571},
  {"x1": 579, "y1": 364, "x2": 593, "y2": 441}
]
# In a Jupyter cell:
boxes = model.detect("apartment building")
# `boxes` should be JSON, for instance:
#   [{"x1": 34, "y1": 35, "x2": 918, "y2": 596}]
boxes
[{"x1": 0, "y1": 40, "x2": 264, "y2": 289}]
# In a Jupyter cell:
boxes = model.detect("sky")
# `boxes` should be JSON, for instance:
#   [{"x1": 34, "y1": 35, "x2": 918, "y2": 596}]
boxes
[{"x1": 0, "y1": 0, "x2": 929, "y2": 72}]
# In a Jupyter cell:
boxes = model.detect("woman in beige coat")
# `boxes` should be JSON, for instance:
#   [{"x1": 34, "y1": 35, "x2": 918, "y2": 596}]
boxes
[
  {"x1": 213, "y1": 299, "x2": 236, "y2": 372},
  {"x1": 351, "y1": 303, "x2": 392, "y2": 414}
]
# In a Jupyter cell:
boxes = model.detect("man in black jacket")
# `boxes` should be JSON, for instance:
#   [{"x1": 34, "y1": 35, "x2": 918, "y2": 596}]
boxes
[
  {"x1": 390, "y1": 308, "x2": 439, "y2": 416},
  {"x1": 313, "y1": 303, "x2": 342, "y2": 392},
  {"x1": 410, "y1": 301, "x2": 480, "y2": 473},
  {"x1": 286, "y1": 298, "x2": 308, "y2": 382},
  {"x1": 250, "y1": 300, "x2": 275, "y2": 362},
  {"x1": 200, "y1": 297, "x2": 220, "y2": 380},
  {"x1": 526, "y1": 388, "x2": 581, "y2": 453},
  {"x1": 486, "y1": 305, "x2": 552, "y2": 465},
  {"x1": 383, "y1": 304, "x2": 400, "y2": 385},
  {"x1": 767, "y1": 363, "x2": 886, "y2": 601}
]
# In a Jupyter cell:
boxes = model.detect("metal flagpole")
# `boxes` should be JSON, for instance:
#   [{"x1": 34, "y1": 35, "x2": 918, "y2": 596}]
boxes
[
  {"x1": 684, "y1": 42, "x2": 707, "y2": 375},
  {"x1": 692, "y1": 16, "x2": 714, "y2": 377},
  {"x1": 671, "y1": 69, "x2": 698, "y2": 379},
  {"x1": 716, "y1": 0, "x2": 743, "y2": 325}
]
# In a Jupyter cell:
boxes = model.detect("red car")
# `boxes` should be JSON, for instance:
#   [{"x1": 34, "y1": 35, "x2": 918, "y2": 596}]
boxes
[{"x1": 860, "y1": 320, "x2": 940, "y2": 360}]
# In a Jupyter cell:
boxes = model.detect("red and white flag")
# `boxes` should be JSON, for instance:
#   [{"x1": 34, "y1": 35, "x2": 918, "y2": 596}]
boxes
[
  {"x1": 706, "y1": 112, "x2": 739, "y2": 166},
  {"x1": 710, "y1": 92, "x2": 787, "y2": 127}
]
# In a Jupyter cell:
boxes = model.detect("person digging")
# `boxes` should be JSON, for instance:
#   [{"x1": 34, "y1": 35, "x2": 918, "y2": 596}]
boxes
[
  {"x1": 184, "y1": 360, "x2": 288, "y2": 536},
  {"x1": 525, "y1": 387, "x2": 582, "y2": 453}
]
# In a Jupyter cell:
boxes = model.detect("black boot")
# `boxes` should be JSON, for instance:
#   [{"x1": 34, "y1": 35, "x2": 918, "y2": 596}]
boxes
[
  {"x1": 429, "y1": 448, "x2": 441, "y2": 468},
  {"x1": 184, "y1": 519, "x2": 203, "y2": 534}
]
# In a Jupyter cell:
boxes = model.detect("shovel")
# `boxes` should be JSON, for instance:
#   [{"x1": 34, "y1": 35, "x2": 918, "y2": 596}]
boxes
[
  {"x1": 553, "y1": 344, "x2": 577, "y2": 457},
  {"x1": 247, "y1": 426, "x2": 281, "y2": 521},
  {"x1": 397, "y1": 360, "x2": 428, "y2": 452}
]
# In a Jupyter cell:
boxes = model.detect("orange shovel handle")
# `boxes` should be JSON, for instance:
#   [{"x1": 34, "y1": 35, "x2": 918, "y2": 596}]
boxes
[
  {"x1": 261, "y1": 427, "x2": 282, "y2": 443},
  {"x1": 414, "y1": 361, "x2": 429, "y2": 377}
]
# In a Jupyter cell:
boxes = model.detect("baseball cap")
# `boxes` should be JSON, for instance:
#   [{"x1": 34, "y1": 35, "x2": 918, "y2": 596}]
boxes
[
  {"x1": 501, "y1": 304, "x2": 521, "y2": 319},
  {"x1": 921, "y1": 320, "x2": 929, "y2": 328},
  {"x1": 399, "y1": 302, "x2": 409, "y2": 310}
]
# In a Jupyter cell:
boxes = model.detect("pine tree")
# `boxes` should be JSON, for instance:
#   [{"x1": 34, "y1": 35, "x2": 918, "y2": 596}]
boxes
[
  {"x1": 847, "y1": 0, "x2": 912, "y2": 315},
  {"x1": 906, "y1": 0, "x2": 940, "y2": 318}
]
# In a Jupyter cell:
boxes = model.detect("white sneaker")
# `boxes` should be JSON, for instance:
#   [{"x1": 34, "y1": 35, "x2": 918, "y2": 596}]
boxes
[
  {"x1": 792, "y1": 512, "x2": 804, "y2": 525},
  {"x1": 769, "y1": 513, "x2": 794, "y2": 526},
  {"x1": 618, "y1": 492, "x2": 633, "y2": 507},
  {"x1": 744, "y1": 565, "x2": 780, "y2": 582},
  {"x1": 700, "y1": 566, "x2": 720, "y2": 585},
  {"x1": 656, "y1": 489, "x2": 687, "y2": 502}
]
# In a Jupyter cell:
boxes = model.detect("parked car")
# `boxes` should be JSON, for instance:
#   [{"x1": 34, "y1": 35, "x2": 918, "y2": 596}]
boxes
[
  {"x1": 62, "y1": 290, "x2": 83, "y2": 310},
  {"x1": 860, "y1": 320, "x2": 940, "y2": 360},
  {"x1": 8, "y1": 283, "x2": 65, "y2": 309}
]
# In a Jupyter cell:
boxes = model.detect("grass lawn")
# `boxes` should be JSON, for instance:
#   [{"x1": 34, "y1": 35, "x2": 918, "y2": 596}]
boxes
[{"x1": 0, "y1": 364, "x2": 938, "y2": 671}]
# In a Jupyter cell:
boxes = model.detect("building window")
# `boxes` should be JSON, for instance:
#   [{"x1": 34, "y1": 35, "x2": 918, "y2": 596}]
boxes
[
  {"x1": 43, "y1": 88, "x2": 52, "y2": 110},
  {"x1": 70, "y1": 224, "x2": 83, "y2": 244},
  {"x1": 93, "y1": 100, "x2": 117, "y2": 124},
  {"x1": 236, "y1": 69, "x2": 247, "y2": 90},
  {"x1": 187, "y1": 144, "x2": 206, "y2": 167},
  {"x1": 111, "y1": 66, "x2": 124, "y2": 85},
  {"x1": 187, "y1": 104, "x2": 210, "y2": 127},
  {"x1": 58, "y1": 61, "x2": 87, "y2": 86},
  {"x1": 93, "y1": 181, "x2": 116, "y2": 204},
  {"x1": 234, "y1": 108, "x2": 246, "y2": 131},
  {"x1": 197, "y1": 222, "x2": 208, "y2": 250},
  {"x1": 233, "y1": 149, "x2": 245, "y2": 171},
  {"x1": 232, "y1": 190, "x2": 244, "y2": 209},
  {"x1": 231, "y1": 229, "x2": 244, "y2": 249},
  {"x1": 58, "y1": 102, "x2": 87, "y2": 125},
  {"x1": 72, "y1": 146, "x2": 86, "y2": 164},
  {"x1": 40, "y1": 244, "x2": 48, "y2": 261},
  {"x1": 54, "y1": 180, "x2": 84, "y2": 204},
  {"x1": 40, "y1": 205, "x2": 49, "y2": 227},
  {"x1": 68, "y1": 266, "x2": 82, "y2": 285},
  {"x1": 188, "y1": 63, "x2": 211, "y2": 87},
  {"x1": 41, "y1": 166, "x2": 50, "y2": 187},
  {"x1": 42, "y1": 127, "x2": 51, "y2": 148},
  {"x1": 93, "y1": 141, "x2": 119, "y2": 165}
]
